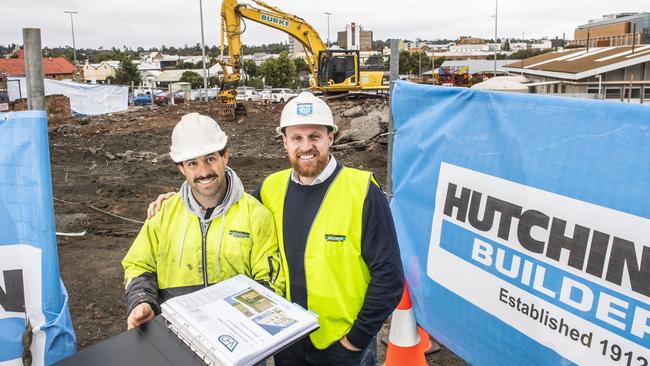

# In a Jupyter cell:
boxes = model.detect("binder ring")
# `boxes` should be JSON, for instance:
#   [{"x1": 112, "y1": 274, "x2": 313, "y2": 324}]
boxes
[{"x1": 188, "y1": 333, "x2": 200, "y2": 352}]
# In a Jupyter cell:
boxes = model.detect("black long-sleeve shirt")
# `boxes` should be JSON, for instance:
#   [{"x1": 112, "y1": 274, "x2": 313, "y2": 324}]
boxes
[{"x1": 253, "y1": 163, "x2": 404, "y2": 349}]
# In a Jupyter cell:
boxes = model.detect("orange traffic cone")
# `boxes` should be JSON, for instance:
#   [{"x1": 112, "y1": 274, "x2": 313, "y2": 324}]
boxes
[
  {"x1": 418, "y1": 326, "x2": 441, "y2": 354},
  {"x1": 384, "y1": 283, "x2": 427, "y2": 366}
]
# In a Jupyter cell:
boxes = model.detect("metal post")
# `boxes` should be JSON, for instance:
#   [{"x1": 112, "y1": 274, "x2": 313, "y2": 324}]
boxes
[
  {"x1": 597, "y1": 74, "x2": 603, "y2": 100},
  {"x1": 418, "y1": 43, "x2": 422, "y2": 79},
  {"x1": 628, "y1": 74, "x2": 633, "y2": 103},
  {"x1": 431, "y1": 48, "x2": 435, "y2": 84},
  {"x1": 387, "y1": 39, "x2": 400, "y2": 201},
  {"x1": 521, "y1": 32, "x2": 524, "y2": 76},
  {"x1": 493, "y1": 0, "x2": 498, "y2": 76},
  {"x1": 64, "y1": 11, "x2": 78, "y2": 81},
  {"x1": 324, "y1": 12, "x2": 332, "y2": 48},
  {"x1": 23, "y1": 28, "x2": 45, "y2": 110},
  {"x1": 199, "y1": 0, "x2": 209, "y2": 102}
]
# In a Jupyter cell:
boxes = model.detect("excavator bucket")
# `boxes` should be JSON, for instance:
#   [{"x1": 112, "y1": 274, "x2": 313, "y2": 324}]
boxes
[
  {"x1": 213, "y1": 101, "x2": 246, "y2": 120},
  {"x1": 214, "y1": 101, "x2": 237, "y2": 120}
]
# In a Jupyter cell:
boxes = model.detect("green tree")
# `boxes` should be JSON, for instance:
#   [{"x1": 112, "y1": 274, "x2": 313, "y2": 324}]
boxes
[
  {"x1": 260, "y1": 52, "x2": 296, "y2": 88},
  {"x1": 247, "y1": 77, "x2": 264, "y2": 89},
  {"x1": 114, "y1": 57, "x2": 141, "y2": 85},
  {"x1": 432, "y1": 56, "x2": 445, "y2": 69},
  {"x1": 180, "y1": 71, "x2": 204, "y2": 88},
  {"x1": 243, "y1": 59, "x2": 259, "y2": 78},
  {"x1": 209, "y1": 76, "x2": 219, "y2": 87},
  {"x1": 293, "y1": 57, "x2": 309, "y2": 75},
  {"x1": 180, "y1": 61, "x2": 196, "y2": 69},
  {"x1": 365, "y1": 54, "x2": 384, "y2": 65}
]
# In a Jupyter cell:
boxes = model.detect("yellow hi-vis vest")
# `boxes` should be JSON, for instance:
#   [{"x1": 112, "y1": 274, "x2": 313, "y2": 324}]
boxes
[{"x1": 260, "y1": 167, "x2": 374, "y2": 349}]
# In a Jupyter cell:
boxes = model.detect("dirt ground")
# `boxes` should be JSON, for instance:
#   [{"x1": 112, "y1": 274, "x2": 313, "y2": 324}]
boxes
[{"x1": 49, "y1": 98, "x2": 467, "y2": 365}]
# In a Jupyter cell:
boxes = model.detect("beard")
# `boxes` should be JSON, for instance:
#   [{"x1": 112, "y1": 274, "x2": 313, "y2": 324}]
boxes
[{"x1": 288, "y1": 150, "x2": 329, "y2": 179}]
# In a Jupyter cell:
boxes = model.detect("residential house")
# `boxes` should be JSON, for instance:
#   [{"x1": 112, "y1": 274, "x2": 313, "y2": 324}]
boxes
[
  {"x1": 160, "y1": 55, "x2": 181, "y2": 70},
  {"x1": 140, "y1": 51, "x2": 164, "y2": 63},
  {"x1": 0, "y1": 49, "x2": 75, "y2": 80},
  {"x1": 80, "y1": 60, "x2": 120, "y2": 84}
]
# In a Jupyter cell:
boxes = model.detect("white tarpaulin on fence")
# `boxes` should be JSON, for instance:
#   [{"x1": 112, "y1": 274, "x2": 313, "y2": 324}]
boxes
[{"x1": 7, "y1": 77, "x2": 128, "y2": 115}]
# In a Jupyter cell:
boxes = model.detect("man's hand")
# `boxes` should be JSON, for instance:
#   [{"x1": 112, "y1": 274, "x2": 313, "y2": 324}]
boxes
[
  {"x1": 127, "y1": 303, "x2": 154, "y2": 330},
  {"x1": 339, "y1": 336, "x2": 362, "y2": 351},
  {"x1": 146, "y1": 192, "x2": 176, "y2": 219}
]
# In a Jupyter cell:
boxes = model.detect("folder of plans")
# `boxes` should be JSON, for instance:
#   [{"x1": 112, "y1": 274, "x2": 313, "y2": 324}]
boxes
[{"x1": 162, "y1": 274, "x2": 319, "y2": 366}]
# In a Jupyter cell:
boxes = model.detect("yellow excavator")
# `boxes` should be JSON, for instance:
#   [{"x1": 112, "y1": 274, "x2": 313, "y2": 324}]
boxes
[{"x1": 217, "y1": 0, "x2": 387, "y2": 116}]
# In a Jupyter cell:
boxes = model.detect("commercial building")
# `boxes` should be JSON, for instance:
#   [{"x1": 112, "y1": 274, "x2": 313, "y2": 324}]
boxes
[
  {"x1": 336, "y1": 23, "x2": 373, "y2": 51},
  {"x1": 288, "y1": 36, "x2": 305, "y2": 57},
  {"x1": 502, "y1": 45, "x2": 650, "y2": 102},
  {"x1": 567, "y1": 12, "x2": 650, "y2": 47}
]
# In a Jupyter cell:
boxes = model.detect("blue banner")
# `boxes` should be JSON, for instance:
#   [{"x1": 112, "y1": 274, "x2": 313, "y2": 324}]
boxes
[
  {"x1": 390, "y1": 81, "x2": 650, "y2": 366},
  {"x1": 0, "y1": 111, "x2": 76, "y2": 365}
]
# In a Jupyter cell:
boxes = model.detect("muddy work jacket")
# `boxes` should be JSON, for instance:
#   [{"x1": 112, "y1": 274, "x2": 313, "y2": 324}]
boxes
[{"x1": 122, "y1": 193, "x2": 284, "y2": 315}]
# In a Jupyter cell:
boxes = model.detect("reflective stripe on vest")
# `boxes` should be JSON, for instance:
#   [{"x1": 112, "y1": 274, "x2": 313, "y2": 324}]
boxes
[{"x1": 260, "y1": 167, "x2": 373, "y2": 349}]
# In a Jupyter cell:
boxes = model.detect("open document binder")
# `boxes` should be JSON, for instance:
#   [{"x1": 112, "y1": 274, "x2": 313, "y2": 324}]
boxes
[{"x1": 161, "y1": 274, "x2": 319, "y2": 366}]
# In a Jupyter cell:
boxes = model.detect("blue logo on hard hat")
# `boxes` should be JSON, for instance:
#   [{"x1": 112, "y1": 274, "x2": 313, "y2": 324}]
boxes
[{"x1": 296, "y1": 103, "x2": 313, "y2": 116}]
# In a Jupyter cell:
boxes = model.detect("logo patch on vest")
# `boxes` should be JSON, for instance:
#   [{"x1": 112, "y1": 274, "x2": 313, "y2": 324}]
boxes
[
  {"x1": 324, "y1": 234, "x2": 346, "y2": 242},
  {"x1": 296, "y1": 103, "x2": 313, "y2": 116},
  {"x1": 229, "y1": 230, "x2": 250, "y2": 239}
]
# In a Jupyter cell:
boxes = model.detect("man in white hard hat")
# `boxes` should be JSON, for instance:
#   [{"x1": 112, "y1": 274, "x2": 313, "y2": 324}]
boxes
[
  {"x1": 254, "y1": 92, "x2": 404, "y2": 366},
  {"x1": 146, "y1": 93, "x2": 403, "y2": 366},
  {"x1": 122, "y1": 112, "x2": 284, "y2": 330}
]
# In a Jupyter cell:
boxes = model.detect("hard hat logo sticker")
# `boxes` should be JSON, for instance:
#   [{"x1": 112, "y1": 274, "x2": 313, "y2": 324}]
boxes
[{"x1": 296, "y1": 103, "x2": 313, "y2": 116}]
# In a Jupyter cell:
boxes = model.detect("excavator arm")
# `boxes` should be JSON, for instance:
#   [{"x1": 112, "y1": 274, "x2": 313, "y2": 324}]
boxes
[
  {"x1": 217, "y1": 0, "x2": 387, "y2": 108},
  {"x1": 219, "y1": 0, "x2": 326, "y2": 103}
]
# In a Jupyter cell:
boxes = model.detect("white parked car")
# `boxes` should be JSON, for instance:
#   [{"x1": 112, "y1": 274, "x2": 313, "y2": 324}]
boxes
[
  {"x1": 235, "y1": 86, "x2": 258, "y2": 102},
  {"x1": 189, "y1": 88, "x2": 220, "y2": 101},
  {"x1": 259, "y1": 89, "x2": 273, "y2": 103},
  {"x1": 270, "y1": 88, "x2": 298, "y2": 103},
  {"x1": 236, "y1": 88, "x2": 262, "y2": 102},
  {"x1": 207, "y1": 87, "x2": 219, "y2": 100}
]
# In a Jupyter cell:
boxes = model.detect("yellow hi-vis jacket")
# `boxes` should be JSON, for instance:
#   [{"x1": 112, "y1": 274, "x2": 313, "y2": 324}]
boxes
[
  {"x1": 260, "y1": 167, "x2": 373, "y2": 349},
  {"x1": 122, "y1": 193, "x2": 284, "y2": 313}
]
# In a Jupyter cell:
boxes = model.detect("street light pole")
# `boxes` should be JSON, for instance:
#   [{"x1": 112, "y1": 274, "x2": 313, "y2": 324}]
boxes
[
  {"x1": 64, "y1": 11, "x2": 78, "y2": 81},
  {"x1": 324, "y1": 12, "x2": 332, "y2": 48},
  {"x1": 199, "y1": 0, "x2": 209, "y2": 102}
]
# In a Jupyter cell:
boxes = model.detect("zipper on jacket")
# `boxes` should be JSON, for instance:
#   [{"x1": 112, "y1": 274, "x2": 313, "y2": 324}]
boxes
[{"x1": 201, "y1": 218, "x2": 211, "y2": 287}]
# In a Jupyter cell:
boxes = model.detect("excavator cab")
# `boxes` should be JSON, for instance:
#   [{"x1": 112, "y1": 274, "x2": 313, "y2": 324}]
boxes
[{"x1": 318, "y1": 50, "x2": 361, "y2": 92}]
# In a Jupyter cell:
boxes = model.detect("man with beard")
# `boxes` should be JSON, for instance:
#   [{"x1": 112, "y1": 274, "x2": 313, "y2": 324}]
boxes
[
  {"x1": 147, "y1": 94, "x2": 403, "y2": 366},
  {"x1": 123, "y1": 113, "x2": 283, "y2": 330},
  {"x1": 255, "y1": 92, "x2": 403, "y2": 366}
]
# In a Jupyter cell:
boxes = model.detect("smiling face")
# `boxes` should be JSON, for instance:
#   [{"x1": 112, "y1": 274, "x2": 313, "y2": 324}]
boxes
[
  {"x1": 282, "y1": 124, "x2": 333, "y2": 185},
  {"x1": 177, "y1": 151, "x2": 229, "y2": 208}
]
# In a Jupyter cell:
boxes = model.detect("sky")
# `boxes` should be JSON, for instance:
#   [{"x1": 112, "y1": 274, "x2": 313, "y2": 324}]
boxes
[{"x1": 2, "y1": 0, "x2": 648, "y2": 50}]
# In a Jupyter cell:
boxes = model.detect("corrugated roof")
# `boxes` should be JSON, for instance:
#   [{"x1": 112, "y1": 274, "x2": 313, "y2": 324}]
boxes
[
  {"x1": 439, "y1": 59, "x2": 515, "y2": 74},
  {"x1": 0, "y1": 56, "x2": 75, "y2": 77},
  {"x1": 503, "y1": 45, "x2": 650, "y2": 80}
]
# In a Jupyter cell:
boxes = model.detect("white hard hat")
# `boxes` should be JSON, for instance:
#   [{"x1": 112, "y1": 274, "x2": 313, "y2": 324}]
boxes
[
  {"x1": 277, "y1": 92, "x2": 337, "y2": 135},
  {"x1": 169, "y1": 113, "x2": 228, "y2": 163}
]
